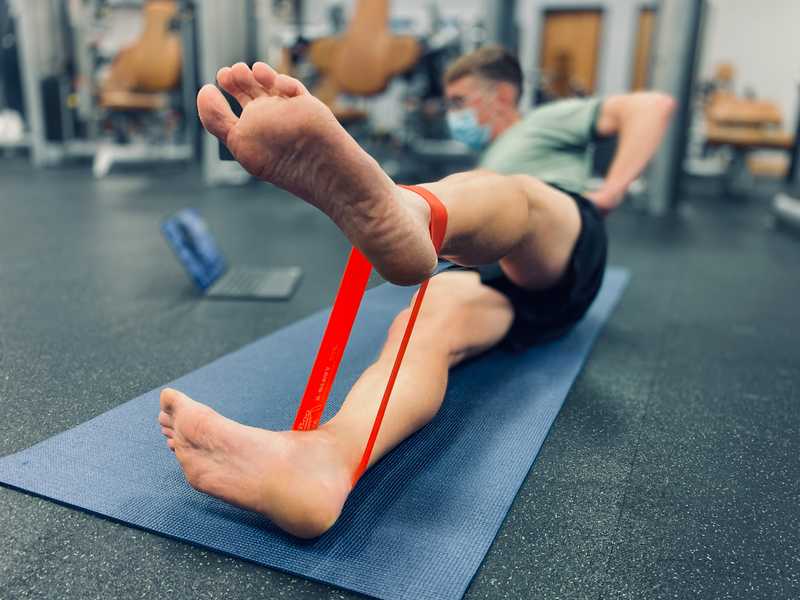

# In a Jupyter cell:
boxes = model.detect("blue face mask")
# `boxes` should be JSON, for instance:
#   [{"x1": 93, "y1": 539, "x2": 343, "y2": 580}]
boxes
[{"x1": 446, "y1": 108, "x2": 492, "y2": 151}]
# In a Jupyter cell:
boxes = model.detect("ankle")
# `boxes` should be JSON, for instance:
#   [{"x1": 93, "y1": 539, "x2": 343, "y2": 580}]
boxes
[{"x1": 315, "y1": 423, "x2": 363, "y2": 475}]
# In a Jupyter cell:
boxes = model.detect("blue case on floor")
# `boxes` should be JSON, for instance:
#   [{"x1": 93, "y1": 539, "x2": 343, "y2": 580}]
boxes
[{"x1": 161, "y1": 208, "x2": 227, "y2": 290}]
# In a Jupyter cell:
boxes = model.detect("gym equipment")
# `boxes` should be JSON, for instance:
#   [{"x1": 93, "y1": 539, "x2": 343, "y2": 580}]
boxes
[
  {"x1": 772, "y1": 84, "x2": 800, "y2": 233},
  {"x1": 11, "y1": 0, "x2": 78, "y2": 165},
  {"x1": 787, "y1": 82, "x2": 800, "y2": 188},
  {"x1": 0, "y1": 0, "x2": 26, "y2": 151},
  {"x1": 196, "y1": 0, "x2": 253, "y2": 185},
  {"x1": 645, "y1": 0, "x2": 705, "y2": 215},
  {"x1": 309, "y1": 0, "x2": 420, "y2": 122},
  {"x1": 161, "y1": 208, "x2": 302, "y2": 300},
  {"x1": 101, "y1": 0, "x2": 182, "y2": 97},
  {"x1": 705, "y1": 99, "x2": 794, "y2": 194},
  {"x1": 773, "y1": 193, "x2": 800, "y2": 231},
  {"x1": 92, "y1": 0, "x2": 197, "y2": 178},
  {"x1": 9, "y1": 0, "x2": 198, "y2": 170},
  {"x1": 0, "y1": 268, "x2": 627, "y2": 600}
]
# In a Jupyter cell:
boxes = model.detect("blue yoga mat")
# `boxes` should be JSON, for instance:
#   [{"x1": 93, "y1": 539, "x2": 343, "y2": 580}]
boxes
[{"x1": 0, "y1": 268, "x2": 628, "y2": 600}]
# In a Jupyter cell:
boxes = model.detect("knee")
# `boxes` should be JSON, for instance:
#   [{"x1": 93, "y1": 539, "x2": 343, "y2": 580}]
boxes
[
  {"x1": 509, "y1": 173, "x2": 542, "y2": 189},
  {"x1": 509, "y1": 174, "x2": 548, "y2": 206},
  {"x1": 420, "y1": 275, "x2": 456, "y2": 306},
  {"x1": 386, "y1": 306, "x2": 446, "y2": 347},
  {"x1": 387, "y1": 307, "x2": 415, "y2": 344},
  {"x1": 438, "y1": 168, "x2": 495, "y2": 184},
  {"x1": 385, "y1": 279, "x2": 460, "y2": 345},
  {"x1": 413, "y1": 277, "x2": 463, "y2": 323}
]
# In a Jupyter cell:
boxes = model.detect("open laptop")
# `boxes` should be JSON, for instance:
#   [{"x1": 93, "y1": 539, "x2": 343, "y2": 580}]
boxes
[{"x1": 161, "y1": 208, "x2": 302, "y2": 300}]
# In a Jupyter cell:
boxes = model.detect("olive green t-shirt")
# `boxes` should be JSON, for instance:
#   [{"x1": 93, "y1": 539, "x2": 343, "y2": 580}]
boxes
[{"x1": 479, "y1": 97, "x2": 602, "y2": 195}]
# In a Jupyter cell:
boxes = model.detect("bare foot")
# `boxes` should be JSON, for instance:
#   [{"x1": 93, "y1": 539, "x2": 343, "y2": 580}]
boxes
[
  {"x1": 196, "y1": 61, "x2": 436, "y2": 286},
  {"x1": 159, "y1": 388, "x2": 352, "y2": 539}
]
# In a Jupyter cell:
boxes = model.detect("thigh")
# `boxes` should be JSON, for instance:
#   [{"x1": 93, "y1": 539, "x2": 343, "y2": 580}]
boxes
[{"x1": 498, "y1": 176, "x2": 582, "y2": 291}]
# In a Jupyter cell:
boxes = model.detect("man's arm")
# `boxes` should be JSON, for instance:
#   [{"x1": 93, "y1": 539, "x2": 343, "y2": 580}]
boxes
[{"x1": 587, "y1": 92, "x2": 676, "y2": 214}]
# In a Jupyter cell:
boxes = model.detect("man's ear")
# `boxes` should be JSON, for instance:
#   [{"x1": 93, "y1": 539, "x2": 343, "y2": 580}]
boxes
[{"x1": 495, "y1": 82, "x2": 519, "y2": 107}]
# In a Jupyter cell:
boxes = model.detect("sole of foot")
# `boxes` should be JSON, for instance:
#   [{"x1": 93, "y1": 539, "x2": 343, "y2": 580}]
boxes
[{"x1": 196, "y1": 61, "x2": 437, "y2": 286}]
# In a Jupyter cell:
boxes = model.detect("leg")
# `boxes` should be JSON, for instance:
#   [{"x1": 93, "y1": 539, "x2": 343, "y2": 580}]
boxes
[
  {"x1": 428, "y1": 171, "x2": 581, "y2": 290},
  {"x1": 159, "y1": 272, "x2": 513, "y2": 538},
  {"x1": 321, "y1": 271, "x2": 513, "y2": 469},
  {"x1": 197, "y1": 63, "x2": 580, "y2": 289}
]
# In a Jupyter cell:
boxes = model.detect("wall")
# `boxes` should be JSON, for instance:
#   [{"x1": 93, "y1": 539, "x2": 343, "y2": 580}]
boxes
[
  {"x1": 516, "y1": 0, "x2": 658, "y2": 107},
  {"x1": 303, "y1": 0, "x2": 655, "y2": 107},
  {"x1": 699, "y1": 0, "x2": 800, "y2": 130},
  {"x1": 305, "y1": 0, "x2": 485, "y2": 33}
]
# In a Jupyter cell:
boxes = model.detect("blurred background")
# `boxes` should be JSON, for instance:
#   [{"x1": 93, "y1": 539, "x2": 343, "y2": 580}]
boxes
[
  {"x1": 1, "y1": 4, "x2": 800, "y2": 597},
  {"x1": 0, "y1": 0, "x2": 798, "y2": 218}
]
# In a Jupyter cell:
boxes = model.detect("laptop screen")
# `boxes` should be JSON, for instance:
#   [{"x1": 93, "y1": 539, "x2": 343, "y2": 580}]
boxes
[{"x1": 161, "y1": 209, "x2": 227, "y2": 291}]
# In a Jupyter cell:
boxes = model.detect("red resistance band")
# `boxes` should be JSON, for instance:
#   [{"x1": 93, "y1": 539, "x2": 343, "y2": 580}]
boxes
[{"x1": 292, "y1": 185, "x2": 448, "y2": 487}]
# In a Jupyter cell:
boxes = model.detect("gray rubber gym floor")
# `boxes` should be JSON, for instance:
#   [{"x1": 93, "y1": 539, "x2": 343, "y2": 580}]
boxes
[{"x1": 1, "y1": 157, "x2": 798, "y2": 599}]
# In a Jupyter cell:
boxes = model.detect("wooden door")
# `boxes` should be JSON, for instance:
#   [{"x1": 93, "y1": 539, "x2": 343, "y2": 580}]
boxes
[
  {"x1": 631, "y1": 7, "x2": 657, "y2": 90},
  {"x1": 539, "y1": 9, "x2": 603, "y2": 97}
]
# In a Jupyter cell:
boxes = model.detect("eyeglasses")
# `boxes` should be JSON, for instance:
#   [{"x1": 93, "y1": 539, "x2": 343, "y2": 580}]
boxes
[
  {"x1": 443, "y1": 87, "x2": 493, "y2": 111},
  {"x1": 443, "y1": 95, "x2": 469, "y2": 111}
]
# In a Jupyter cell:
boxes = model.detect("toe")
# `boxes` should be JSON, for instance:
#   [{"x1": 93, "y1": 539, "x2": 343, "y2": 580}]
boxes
[
  {"x1": 158, "y1": 410, "x2": 173, "y2": 427},
  {"x1": 231, "y1": 62, "x2": 266, "y2": 100},
  {"x1": 160, "y1": 387, "x2": 186, "y2": 414},
  {"x1": 161, "y1": 426, "x2": 174, "y2": 438},
  {"x1": 167, "y1": 438, "x2": 176, "y2": 452},
  {"x1": 252, "y1": 62, "x2": 307, "y2": 96},
  {"x1": 196, "y1": 85, "x2": 238, "y2": 144},
  {"x1": 216, "y1": 66, "x2": 250, "y2": 109},
  {"x1": 274, "y1": 73, "x2": 307, "y2": 97},
  {"x1": 252, "y1": 61, "x2": 278, "y2": 93}
]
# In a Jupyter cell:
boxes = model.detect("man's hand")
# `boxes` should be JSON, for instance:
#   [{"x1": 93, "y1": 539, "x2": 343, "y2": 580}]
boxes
[
  {"x1": 591, "y1": 92, "x2": 676, "y2": 214},
  {"x1": 585, "y1": 186, "x2": 624, "y2": 216}
]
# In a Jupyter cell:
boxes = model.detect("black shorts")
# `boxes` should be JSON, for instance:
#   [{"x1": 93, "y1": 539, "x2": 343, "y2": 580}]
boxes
[{"x1": 454, "y1": 188, "x2": 608, "y2": 351}]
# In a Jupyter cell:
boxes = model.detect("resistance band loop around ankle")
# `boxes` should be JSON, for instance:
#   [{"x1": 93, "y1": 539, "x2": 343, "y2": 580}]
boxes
[{"x1": 291, "y1": 185, "x2": 448, "y2": 487}]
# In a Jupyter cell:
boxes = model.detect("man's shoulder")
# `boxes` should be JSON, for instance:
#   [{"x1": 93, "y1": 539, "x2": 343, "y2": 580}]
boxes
[
  {"x1": 526, "y1": 96, "x2": 602, "y2": 123},
  {"x1": 480, "y1": 119, "x2": 534, "y2": 169}
]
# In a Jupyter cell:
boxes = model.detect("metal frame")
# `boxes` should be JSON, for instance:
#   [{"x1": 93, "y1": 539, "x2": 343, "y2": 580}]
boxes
[
  {"x1": 788, "y1": 83, "x2": 800, "y2": 189},
  {"x1": 179, "y1": 0, "x2": 199, "y2": 154},
  {"x1": 195, "y1": 0, "x2": 252, "y2": 185},
  {"x1": 485, "y1": 0, "x2": 518, "y2": 49},
  {"x1": 644, "y1": 0, "x2": 706, "y2": 215},
  {"x1": 11, "y1": 0, "x2": 59, "y2": 165}
]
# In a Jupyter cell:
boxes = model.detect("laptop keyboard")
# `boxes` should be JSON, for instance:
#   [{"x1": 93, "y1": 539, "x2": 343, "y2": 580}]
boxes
[{"x1": 213, "y1": 267, "x2": 300, "y2": 297}]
